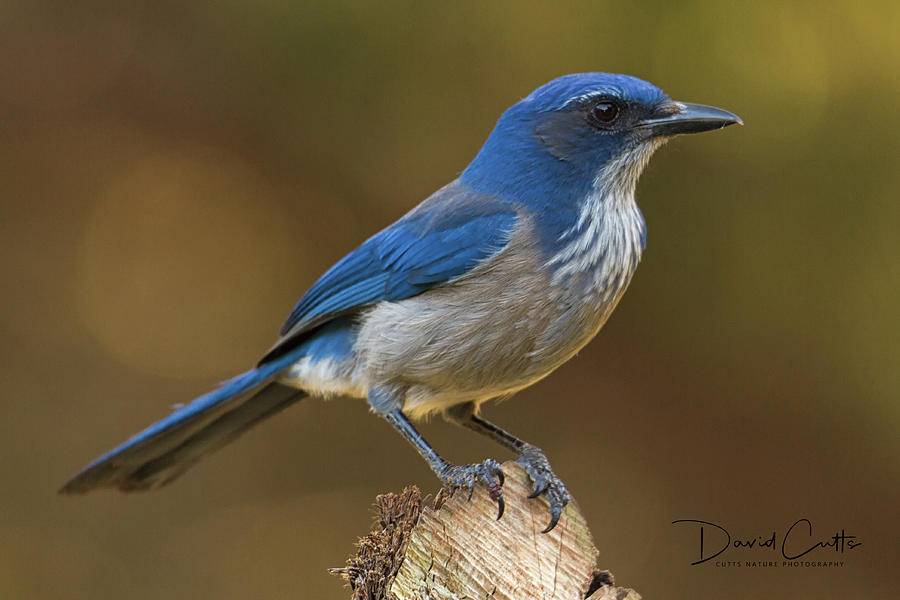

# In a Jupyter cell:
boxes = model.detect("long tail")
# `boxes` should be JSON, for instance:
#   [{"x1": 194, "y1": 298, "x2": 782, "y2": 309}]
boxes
[{"x1": 60, "y1": 349, "x2": 307, "y2": 494}]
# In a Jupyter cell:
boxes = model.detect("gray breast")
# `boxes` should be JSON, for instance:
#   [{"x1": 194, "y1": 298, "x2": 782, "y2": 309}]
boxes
[
  {"x1": 354, "y1": 184, "x2": 646, "y2": 419},
  {"x1": 353, "y1": 217, "x2": 569, "y2": 417}
]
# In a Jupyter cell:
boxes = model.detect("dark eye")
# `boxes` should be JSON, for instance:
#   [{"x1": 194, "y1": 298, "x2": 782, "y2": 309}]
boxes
[{"x1": 590, "y1": 101, "x2": 620, "y2": 124}]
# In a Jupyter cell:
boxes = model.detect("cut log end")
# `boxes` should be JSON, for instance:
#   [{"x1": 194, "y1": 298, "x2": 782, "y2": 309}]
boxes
[{"x1": 334, "y1": 461, "x2": 641, "y2": 600}]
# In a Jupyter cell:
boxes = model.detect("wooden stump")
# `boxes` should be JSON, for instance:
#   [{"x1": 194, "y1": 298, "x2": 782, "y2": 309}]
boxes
[{"x1": 334, "y1": 461, "x2": 641, "y2": 600}]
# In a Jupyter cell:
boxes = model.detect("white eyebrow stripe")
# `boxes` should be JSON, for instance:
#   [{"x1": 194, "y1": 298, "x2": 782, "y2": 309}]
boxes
[{"x1": 559, "y1": 89, "x2": 623, "y2": 110}]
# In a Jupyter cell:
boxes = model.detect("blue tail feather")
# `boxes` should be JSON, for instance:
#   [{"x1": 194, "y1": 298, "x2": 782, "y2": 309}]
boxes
[{"x1": 60, "y1": 348, "x2": 307, "y2": 494}]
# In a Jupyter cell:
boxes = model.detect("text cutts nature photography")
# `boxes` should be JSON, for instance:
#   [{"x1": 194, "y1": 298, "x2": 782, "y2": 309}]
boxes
[{"x1": 671, "y1": 518, "x2": 862, "y2": 568}]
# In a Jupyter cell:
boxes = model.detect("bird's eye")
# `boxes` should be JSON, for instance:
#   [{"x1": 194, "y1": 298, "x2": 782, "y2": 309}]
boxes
[{"x1": 590, "y1": 101, "x2": 620, "y2": 124}]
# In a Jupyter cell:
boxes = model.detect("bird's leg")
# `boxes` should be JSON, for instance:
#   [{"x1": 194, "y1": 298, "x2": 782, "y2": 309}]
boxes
[
  {"x1": 446, "y1": 404, "x2": 570, "y2": 532},
  {"x1": 380, "y1": 408, "x2": 505, "y2": 519}
]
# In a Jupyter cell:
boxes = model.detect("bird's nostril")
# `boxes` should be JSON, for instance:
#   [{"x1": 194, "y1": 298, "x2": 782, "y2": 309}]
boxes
[{"x1": 653, "y1": 101, "x2": 683, "y2": 118}]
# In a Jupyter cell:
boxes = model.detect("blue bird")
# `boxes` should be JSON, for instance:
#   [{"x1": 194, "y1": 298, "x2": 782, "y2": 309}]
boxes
[{"x1": 61, "y1": 73, "x2": 741, "y2": 531}]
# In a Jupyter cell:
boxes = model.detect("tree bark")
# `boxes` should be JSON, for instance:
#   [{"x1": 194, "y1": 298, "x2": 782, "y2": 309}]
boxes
[{"x1": 334, "y1": 461, "x2": 641, "y2": 600}]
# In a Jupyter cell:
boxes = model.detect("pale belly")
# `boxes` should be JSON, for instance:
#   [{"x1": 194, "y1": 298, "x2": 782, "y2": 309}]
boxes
[{"x1": 351, "y1": 244, "x2": 635, "y2": 419}]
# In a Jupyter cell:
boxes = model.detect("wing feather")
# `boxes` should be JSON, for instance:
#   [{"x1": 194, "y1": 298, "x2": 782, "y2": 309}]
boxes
[{"x1": 260, "y1": 181, "x2": 519, "y2": 363}]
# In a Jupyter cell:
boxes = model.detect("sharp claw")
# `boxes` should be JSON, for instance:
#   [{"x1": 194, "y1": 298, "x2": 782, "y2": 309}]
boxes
[
  {"x1": 441, "y1": 460, "x2": 507, "y2": 520},
  {"x1": 528, "y1": 481, "x2": 549, "y2": 499},
  {"x1": 542, "y1": 510, "x2": 561, "y2": 533}
]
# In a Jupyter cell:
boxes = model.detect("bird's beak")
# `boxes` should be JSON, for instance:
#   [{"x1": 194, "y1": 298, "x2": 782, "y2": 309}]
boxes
[{"x1": 636, "y1": 102, "x2": 743, "y2": 138}]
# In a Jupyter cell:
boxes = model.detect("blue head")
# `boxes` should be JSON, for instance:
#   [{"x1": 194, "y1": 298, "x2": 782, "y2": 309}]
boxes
[{"x1": 461, "y1": 73, "x2": 741, "y2": 211}]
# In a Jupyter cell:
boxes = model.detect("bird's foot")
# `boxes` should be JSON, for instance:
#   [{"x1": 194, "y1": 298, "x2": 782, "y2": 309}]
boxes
[
  {"x1": 515, "y1": 444, "x2": 570, "y2": 532},
  {"x1": 438, "y1": 458, "x2": 505, "y2": 519}
]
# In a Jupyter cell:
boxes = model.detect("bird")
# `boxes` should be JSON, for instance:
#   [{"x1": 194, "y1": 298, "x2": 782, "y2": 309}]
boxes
[{"x1": 61, "y1": 73, "x2": 741, "y2": 532}]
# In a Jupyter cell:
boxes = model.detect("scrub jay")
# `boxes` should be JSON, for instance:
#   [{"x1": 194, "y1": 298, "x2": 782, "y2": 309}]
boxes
[{"x1": 61, "y1": 73, "x2": 741, "y2": 532}]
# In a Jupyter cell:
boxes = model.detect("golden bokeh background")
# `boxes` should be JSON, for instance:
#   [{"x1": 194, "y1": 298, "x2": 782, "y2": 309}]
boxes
[{"x1": 2, "y1": 1, "x2": 898, "y2": 598}]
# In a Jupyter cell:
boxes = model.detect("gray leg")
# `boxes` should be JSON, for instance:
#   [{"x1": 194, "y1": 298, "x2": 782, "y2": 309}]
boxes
[
  {"x1": 370, "y1": 389, "x2": 505, "y2": 518},
  {"x1": 446, "y1": 403, "x2": 570, "y2": 532}
]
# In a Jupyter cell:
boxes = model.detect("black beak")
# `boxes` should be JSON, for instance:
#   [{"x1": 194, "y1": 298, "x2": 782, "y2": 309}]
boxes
[{"x1": 636, "y1": 102, "x2": 743, "y2": 137}]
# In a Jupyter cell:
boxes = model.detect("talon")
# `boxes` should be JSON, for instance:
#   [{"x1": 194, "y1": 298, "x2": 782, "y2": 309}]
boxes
[
  {"x1": 515, "y1": 445, "x2": 569, "y2": 531},
  {"x1": 528, "y1": 481, "x2": 549, "y2": 499},
  {"x1": 542, "y1": 509, "x2": 562, "y2": 533},
  {"x1": 439, "y1": 459, "x2": 506, "y2": 519}
]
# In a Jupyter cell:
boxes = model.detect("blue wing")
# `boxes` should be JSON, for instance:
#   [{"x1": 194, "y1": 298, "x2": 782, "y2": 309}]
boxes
[{"x1": 261, "y1": 181, "x2": 519, "y2": 362}]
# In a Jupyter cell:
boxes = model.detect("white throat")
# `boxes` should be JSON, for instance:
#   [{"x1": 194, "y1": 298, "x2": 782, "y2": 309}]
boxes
[{"x1": 547, "y1": 139, "x2": 666, "y2": 298}]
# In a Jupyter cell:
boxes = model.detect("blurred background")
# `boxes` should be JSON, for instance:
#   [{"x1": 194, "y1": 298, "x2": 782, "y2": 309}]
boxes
[{"x1": 1, "y1": 1, "x2": 898, "y2": 598}]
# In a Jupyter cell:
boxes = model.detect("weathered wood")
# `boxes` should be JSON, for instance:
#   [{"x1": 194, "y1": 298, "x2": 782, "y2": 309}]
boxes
[{"x1": 335, "y1": 461, "x2": 641, "y2": 600}]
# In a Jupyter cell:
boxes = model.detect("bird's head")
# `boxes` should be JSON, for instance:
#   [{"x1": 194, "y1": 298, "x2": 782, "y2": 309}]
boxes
[{"x1": 461, "y1": 73, "x2": 741, "y2": 207}]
